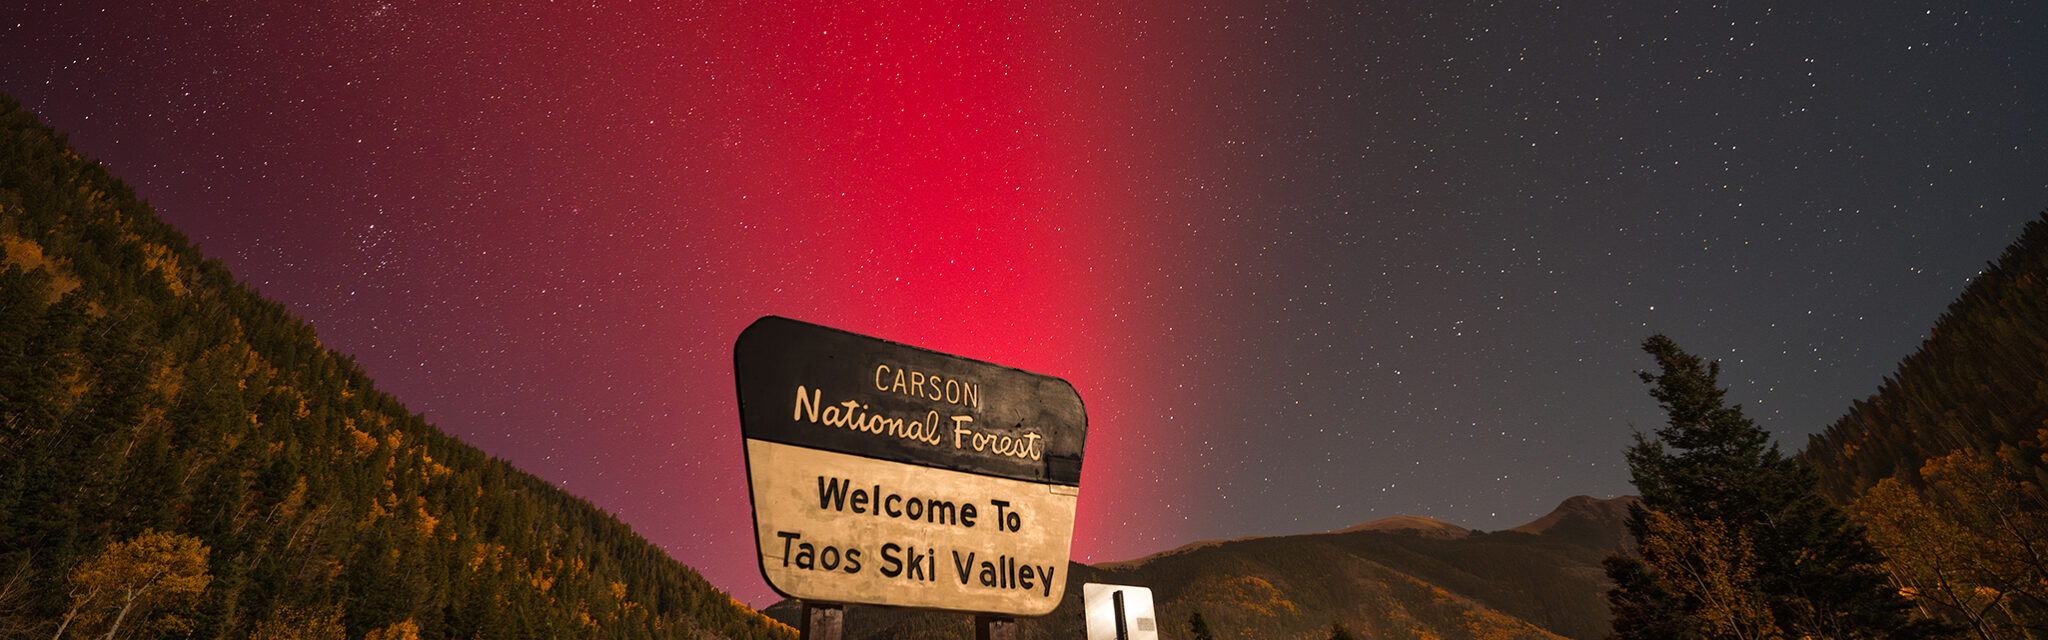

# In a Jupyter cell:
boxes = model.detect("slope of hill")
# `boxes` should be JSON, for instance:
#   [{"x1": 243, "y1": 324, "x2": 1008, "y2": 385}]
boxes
[
  {"x1": 1802, "y1": 211, "x2": 2048, "y2": 500},
  {"x1": 1799, "y1": 210, "x2": 2048, "y2": 635},
  {"x1": 0, "y1": 95, "x2": 792, "y2": 638},
  {"x1": 769, "y1": 496, "x2": 1635, "y2": 640}
]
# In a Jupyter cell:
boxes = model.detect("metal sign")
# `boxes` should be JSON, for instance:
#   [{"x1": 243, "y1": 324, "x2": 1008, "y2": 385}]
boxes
[
  {"x1": 735, "y1": 316, "x2": 1087, "y2": 616},
  {"x1": 1083, "y1": 584, "x2": 1158, "y2": 640}
]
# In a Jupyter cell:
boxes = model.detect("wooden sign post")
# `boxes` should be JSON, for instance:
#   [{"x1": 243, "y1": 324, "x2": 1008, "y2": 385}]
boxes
[{"x1": 735, "y1": 316, "x2": 1088, "y2": 638}]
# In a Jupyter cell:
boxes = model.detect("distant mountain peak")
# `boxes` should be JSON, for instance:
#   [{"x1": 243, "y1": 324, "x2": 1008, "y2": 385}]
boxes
[
  {"x1": 1329, "y1": 514, "x2": 1471, "y2": 538},
  {"x1": 1101, "y1": 513, "x2": 1478, "y2": 569},
  {"x1": 1510, "y1": 495, "x2": 1639, "y2": 540}
]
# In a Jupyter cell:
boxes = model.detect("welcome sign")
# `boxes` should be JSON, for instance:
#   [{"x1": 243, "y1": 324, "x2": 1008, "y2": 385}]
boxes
[{"x1": 734, "y1": 316, "x2": 1087, "y2": 616}]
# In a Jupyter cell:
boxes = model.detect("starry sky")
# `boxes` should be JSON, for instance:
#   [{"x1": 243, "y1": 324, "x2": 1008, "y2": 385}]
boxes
[{"x1": 4, "y1": 0, "x2": 2045, "y2": 607}]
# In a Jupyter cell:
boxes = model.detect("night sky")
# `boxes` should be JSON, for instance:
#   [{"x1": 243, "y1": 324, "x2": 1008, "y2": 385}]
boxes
[{"x1": 4, "y1": 1, "x2": 2044, "y2": 607}]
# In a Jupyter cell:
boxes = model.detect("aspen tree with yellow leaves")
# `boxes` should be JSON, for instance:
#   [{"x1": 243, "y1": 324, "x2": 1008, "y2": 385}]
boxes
[
  {"x1": 55, "y1": 530, "x2": 210, "y2": 640},
  {"x1": 1854, "y1": 447, "x2": 2048, "y2": 639}
]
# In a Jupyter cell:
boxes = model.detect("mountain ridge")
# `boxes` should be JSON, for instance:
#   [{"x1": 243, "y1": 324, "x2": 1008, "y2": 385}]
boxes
[
  {"x1": 1103, "y1": 494, "x2": 1634, "y2": 568},
  {"x1": 0, "y1": 93, "x2": 792, "y2": 639},
  {"x1": 769, "y1": 494, "x2": 1636, "y2": 640}
]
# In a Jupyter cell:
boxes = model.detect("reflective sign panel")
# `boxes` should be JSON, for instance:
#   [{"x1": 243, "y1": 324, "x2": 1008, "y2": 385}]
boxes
[
  {"x1": 734, "y1": 316, "x2": 1087, "y2": 616},
  {"x1": 1084, "y1": 583, "x2": 1158, "y2": 640}
]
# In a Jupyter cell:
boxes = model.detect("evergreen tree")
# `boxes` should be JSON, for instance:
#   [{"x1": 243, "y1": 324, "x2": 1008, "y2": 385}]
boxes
[
  {"x1": 1606, "y1": 335, "x2": 1951, "y2": 640},
  {"x1": 1187, "y1": 611, "x2": 1216, "y2": 640}
]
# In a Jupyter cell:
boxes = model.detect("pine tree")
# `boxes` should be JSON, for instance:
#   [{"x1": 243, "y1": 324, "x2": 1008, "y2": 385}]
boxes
[
  {"x1": 1327, "y1": 621, "x2": 1358, "y2": 640},
  {"x1": 1187, "y1": 611, "x2": 1217, "y2": 640},
  {"x1": 1606, "y1": 335, "x2": 1951, "y2": 640}
]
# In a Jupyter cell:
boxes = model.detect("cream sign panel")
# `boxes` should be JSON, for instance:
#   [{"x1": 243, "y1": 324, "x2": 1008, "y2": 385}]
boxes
[
  {"x1": 747, "y1": 442, "x2": 1079, "y2": 613},
  {"x1": 733, "y1": 316, "x2": 1087, "y2": 617}
]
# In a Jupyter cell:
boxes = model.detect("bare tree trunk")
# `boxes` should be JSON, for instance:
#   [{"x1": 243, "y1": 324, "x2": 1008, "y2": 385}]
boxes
[
  {"x1": 52, "y1": 585, "x2": 99, "y2": 640},
  {"x1": 99, "y1": 586, "x2": 143, "y2": 640},
  {"x1": 51, "y1": 606, "x2": 78, "y2": 640}
]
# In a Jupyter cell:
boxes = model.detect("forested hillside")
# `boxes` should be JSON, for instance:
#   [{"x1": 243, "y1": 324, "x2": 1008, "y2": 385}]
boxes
[
  {"x1": 1802, "y1": 211, "x2": 2048, "y2": 638},
  {"x1": 0, "y1": 95, "x2": 793, "y2": 639},
  {"x1": 1805, "y1": 211, "x2": 2048, "y2": 498}
]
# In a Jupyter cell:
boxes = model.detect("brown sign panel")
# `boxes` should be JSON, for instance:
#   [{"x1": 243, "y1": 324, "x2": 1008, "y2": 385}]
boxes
[{"x1": 734, "y1": 316, "x2": 1088, "y2": 616}]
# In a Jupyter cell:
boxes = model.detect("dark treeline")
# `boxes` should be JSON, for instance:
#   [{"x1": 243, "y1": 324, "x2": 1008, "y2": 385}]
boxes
[
  {"x1": 1801, "y1": 211, "x2": 2048, "y2": 638},
  {"x1": 1804, "y1": 211, "x2": 2048, "y2": 499},
  {"x1": 0, "y1": 94, "x2": 792, "y2": 639}
]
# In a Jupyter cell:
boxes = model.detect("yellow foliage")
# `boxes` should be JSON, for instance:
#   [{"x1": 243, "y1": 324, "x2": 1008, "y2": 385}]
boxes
[
  {"x1": 1462, "y1": 608, "x2": 1541, "y2": 640},
  {"x1": 274, "y1": 477, "x2": 308, "y2": 523},
  {"x1": 362, "y1": 619, "x2": 420, "y2": 640},
  {"x1": 240, "y1": 346, "x2": 274, "y2": 380},
  {"x1": 69, "y1": 530, "x2": 211, "y2": 597},
  {"x1": 0, "y1": 234, "x2": 47, "y2": 270},
  {"x1": 363, "y1": 495, "x2": 389, "y2": 525},
  {"x1": 138, "y1": 242, "x2": 187, "y2": 297},
  {"x1": 147, "y1": 360, "x2": 182, "y2": 401},
  {"x1": 423, "y1": 455, "x2": 452, "y2": 478},
  {"x1": 1640, "y1": 512, "x2": 1782, "y2": 640},
  {"x1": 345, "y1": 419, "x2": 378, "y2": 457},
  {"x1": 1855, "y1": 447, "x2": 2048, "y2": 635},
  {"x1": 1184, "y1": 574, "x2": 1300, "y2": 626},
  {"x1": 0, "y1": 233, "x2": 83, "y2": 300},
  {"x1": 76, "y1": 184, "x2": 111, "y2": 212},
  {"x1": 413, "y1": 497, "x2": 439, "y2": 538},
  {"x1": 63, "y1": 530, "x2": 212, "y2": 639},
  {"x1": 469, "y1": 543, "x2": 509, "y2": 572},
  {"x1": 249, "y1": 606, "x2": 345, "y2": 640}
]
